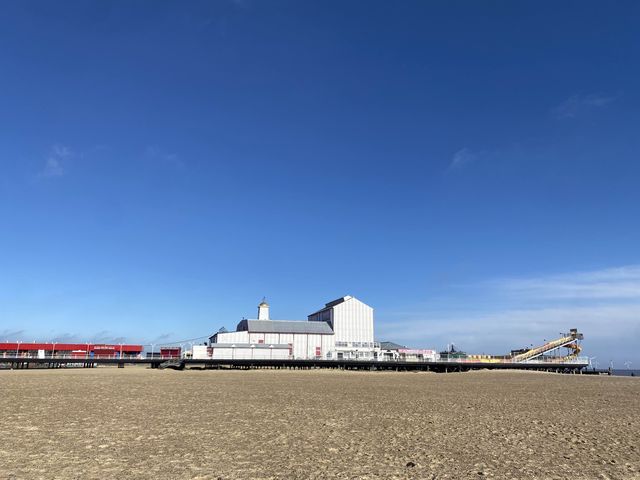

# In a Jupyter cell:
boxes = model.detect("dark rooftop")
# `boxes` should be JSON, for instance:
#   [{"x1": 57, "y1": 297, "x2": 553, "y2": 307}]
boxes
[{"x1": 237, "y1": 319, "x2": 334, "y2": 335}]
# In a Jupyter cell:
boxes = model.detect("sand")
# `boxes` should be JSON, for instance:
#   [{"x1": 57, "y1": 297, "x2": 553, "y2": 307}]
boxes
[{"x1": 1, "y1": 368, "x2": 638, "y2": 480}]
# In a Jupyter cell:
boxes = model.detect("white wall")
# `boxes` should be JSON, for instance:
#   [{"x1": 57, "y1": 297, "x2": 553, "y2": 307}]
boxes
[
  {"x1": 192, "y1": 345, "x2": 209, "y2": 359},
  {"x1": 210, "y1": 346, "x2": 289, "y2": 360},
  {"x1": 246, "y1": 332, "x2": 296, "y2": 345},
  {"x1": 258, "y1": 304, "x2": 269, "y2": 320},
  {"x1": 245, "y1": 332, "x2": 334, "y2": 359},
  {"x1": 321, "y1": 334, "x2": 335, "y2": 359},
  {"x1": 215, "y1": 331, "x2": 250, "y2": 344},
  {"x1": 332, "y1": 297, "x2": 374, "y2": 344},
  {"x1": 290, "y1": 333, "x2": 334, "y2": 359}
]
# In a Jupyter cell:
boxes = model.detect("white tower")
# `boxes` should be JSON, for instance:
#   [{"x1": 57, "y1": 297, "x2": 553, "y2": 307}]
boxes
[{"x1": 258, "y1": 298, "x2": 270, "y2": 320}]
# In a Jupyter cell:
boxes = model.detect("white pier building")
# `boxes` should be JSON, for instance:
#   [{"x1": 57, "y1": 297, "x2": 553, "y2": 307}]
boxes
[{"x1": 209, "y1": 296, "x2": 376, "y2": 360}]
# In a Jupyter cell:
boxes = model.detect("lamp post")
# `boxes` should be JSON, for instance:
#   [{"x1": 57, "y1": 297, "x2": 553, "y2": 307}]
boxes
[
  {"x1": 16, "y1": 340, "x2": 21, "y2": 358},
  {"x1": 150, "y1": 344, "x2": 155, "y2": 359}
]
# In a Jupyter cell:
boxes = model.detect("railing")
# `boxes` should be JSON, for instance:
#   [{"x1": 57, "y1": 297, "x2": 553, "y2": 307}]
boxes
[
  {"x1": 435, "y1": 356, "x2": 589, "y2": 365},
  {"x1": 1, "y1": 353, "x2": 590, "y2": 366},
  {"x1": 1, "y1": 353, "x2": 143, "y2": 360},
  {"x1": 520, "y1": 356, "x2": 589, "y2": 365}
]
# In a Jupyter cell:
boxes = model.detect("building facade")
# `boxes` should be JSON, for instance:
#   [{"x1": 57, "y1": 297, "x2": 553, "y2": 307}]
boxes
[
  {"x1": 0, "y1": 342, "x2": 143, "y2": 359},
  {"x1": 209, "y1": 296, "x2": 376, "y2": 360},
  {"x1": 308, "y1": 295, "x2": 375, "y2": 359}
]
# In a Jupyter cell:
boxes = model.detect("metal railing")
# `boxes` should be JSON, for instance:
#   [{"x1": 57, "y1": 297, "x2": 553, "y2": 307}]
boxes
[
  {"x1": 1, "y1": 353, "x2": 143, "y2": 360},
  {"x1": 519, "y1": 356, "x2": 589, "y2": 365},
  {"x1": 1, "y1": 352, "x2": 590, "y2": 366},
  {"x1": 435, "y1": 356, "x2": 589, "y2": 365}
]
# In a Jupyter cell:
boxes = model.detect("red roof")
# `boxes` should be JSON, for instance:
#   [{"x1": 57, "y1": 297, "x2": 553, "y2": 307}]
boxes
[{"x1": 0, "y1": 342, "x2": 143, "y2": 353}]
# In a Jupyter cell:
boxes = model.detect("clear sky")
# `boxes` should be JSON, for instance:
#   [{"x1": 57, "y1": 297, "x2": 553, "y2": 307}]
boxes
[{"x1": 1, "y1": 1, "x2": 639, "y2": 365}]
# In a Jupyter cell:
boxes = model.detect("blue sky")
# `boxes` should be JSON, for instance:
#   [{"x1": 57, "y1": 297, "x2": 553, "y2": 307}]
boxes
[{"x1": 1, "y1": 1, "x2": 639, "y2": 365}]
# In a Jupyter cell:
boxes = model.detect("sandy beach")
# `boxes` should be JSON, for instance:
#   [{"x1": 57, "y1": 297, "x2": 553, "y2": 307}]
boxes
[{"x1": 1, "y1": 368, "x2": 638, "y2": 479}]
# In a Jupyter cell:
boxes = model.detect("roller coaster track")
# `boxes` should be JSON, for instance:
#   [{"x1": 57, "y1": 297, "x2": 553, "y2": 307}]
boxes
[{"x1": 512, "y1": 329, "x2": 583, "y2": 363}]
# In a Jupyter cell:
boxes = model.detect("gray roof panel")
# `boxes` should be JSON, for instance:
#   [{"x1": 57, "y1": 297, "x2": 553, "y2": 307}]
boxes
[
  {"x1": 240, "y1": 319, "x2": 334, "y2": 335},
  {"x1": 307, "y1": 296, "x2": 349, "y2": 316}
]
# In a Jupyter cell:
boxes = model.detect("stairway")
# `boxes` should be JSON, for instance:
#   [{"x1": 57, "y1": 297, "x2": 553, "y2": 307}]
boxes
[{"x1": 158, "y1": 358, "x2": 185, "y2": 370}]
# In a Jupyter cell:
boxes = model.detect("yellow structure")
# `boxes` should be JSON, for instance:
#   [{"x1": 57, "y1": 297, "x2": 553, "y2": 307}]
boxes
[{"x1": 511, "y1": 329, "x2": 583, "y2": 363}]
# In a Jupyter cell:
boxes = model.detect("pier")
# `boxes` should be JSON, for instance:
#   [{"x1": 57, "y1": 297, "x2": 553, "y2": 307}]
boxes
[{"x1": 1, "y1": 356, "x2": 589, "y2": 374}]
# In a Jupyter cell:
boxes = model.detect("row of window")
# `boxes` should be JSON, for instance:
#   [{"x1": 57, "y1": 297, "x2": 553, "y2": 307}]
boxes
[
  {"x1": 335, "y1": 341, "x2": 378, "y2": 348},
  {"x1": 328, "y1": 352, "x2": 375, "y2": 359}
]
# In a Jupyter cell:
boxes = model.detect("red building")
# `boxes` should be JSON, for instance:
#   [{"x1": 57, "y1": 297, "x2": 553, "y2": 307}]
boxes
[
  {"x1": 0, "y1": 342, "x2": 143, "y2": 359},
  {"x1": 146, "y1": 347, "x2": 181, "y2": 359}
]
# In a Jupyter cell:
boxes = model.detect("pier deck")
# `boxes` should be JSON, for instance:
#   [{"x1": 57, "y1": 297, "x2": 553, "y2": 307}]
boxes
[{"x1": 1, "y1": 356, "x2": 588, "y2": 373}]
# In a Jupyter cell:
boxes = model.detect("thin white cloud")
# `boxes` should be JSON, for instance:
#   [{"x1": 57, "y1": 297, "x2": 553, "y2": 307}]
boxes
[
  {"x1": 448, "y1": 147, "x2": 476, "y2": 171},
  {"x1": 52, "y1": 144, "x2": 72, "y2": 158},
  {"x1": 379, "y1": 265, "x2": 640, "y2": 362},
  {"x1": 491, "y1": 265, "x2": 640, "y2": 300},
  {"x1": 0, "y1": 329, "x2": 26, "y2": 341},
  {"x1": 41, "y1": 157, "x2": 64, "y2": 177},
  {"x1": 553, "y1": 93, "x2": 616, "y2": 119},
  {"x1": 47, "y1": 330, "x2": 131, "y2": 345},
  {"x1": 150, "y1": 332, "x2": 175, "y2": 343},
  {"x1": 145, "y1": 146, "x2": 184, "y2": 168},
  {"x1": 39, "y1": 144, "x2": 73, "y2": 178},
  {"x1": 380, "y1": 304, "x2": 640, "y2": 341}
]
